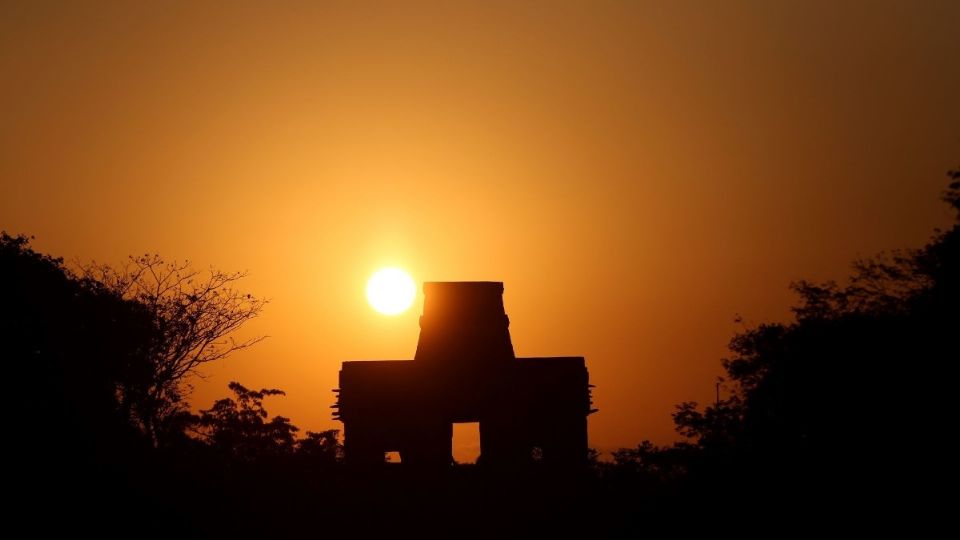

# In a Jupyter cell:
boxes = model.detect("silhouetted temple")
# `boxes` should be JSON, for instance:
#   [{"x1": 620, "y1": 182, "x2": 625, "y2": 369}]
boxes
[{"x1": 333, "y1": 282, "x2": 595, "y2": 468}]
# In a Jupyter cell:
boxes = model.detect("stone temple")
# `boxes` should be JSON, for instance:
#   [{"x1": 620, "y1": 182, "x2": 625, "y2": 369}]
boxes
[{"x1": 332, "y1": 282, "x2": 595, "y2": 467}]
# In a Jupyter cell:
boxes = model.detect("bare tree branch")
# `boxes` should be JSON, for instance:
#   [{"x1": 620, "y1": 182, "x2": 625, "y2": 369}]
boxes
[{"x1": 74, "y1": 254, "x2": 267, "y2": 446}]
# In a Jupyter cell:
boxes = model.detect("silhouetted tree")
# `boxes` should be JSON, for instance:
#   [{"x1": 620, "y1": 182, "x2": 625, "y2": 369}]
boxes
[
  {"x1": 297, "y1": 429, "x2": 343, "y2": 466},
  {"x1": 1, "y1": 233, "x2": 171, "y2": 526},
  {"x1": 1, "y1": 233, "x2": 158, "y2": 439},
  {"x1": 665, "y1": 166, "x2": 960, "y2": 513},
  {"x1": 194, "y1": 381, "x2": 298, "y2": 462},
  {"x1": 78, "y1": 255, "x2": 267, "y2": 446},
  {"x1": 610, "y1": 440, "x2": 695, "y2": 484}
]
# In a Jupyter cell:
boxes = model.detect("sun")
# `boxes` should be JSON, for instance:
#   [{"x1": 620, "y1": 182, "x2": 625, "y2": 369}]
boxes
[{"x1": 366, "y1": 267, "x2": 416, "y2": 315}]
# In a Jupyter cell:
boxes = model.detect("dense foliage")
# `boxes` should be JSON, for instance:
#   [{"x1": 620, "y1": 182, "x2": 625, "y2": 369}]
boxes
[{"x1": 608, "y1": 167, "x2": 958, "y2": 520}]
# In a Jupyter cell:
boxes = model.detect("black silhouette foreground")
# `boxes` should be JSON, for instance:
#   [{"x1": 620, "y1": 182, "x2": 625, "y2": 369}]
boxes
[
  {"x1": 3, "y1": 165, "x2": 956, "y2": 535},
  {"x1": 334, "y1": 282, "x2": 595, "y2": 467}
]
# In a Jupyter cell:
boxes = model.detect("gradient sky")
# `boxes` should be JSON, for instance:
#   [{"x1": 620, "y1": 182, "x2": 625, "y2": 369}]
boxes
[{"x1": 2, "y1": 1, "x2": 958, "y2": 458}]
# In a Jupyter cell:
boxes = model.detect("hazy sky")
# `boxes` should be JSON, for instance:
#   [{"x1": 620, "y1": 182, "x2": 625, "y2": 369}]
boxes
[{"x1": 2, "y1": 1, "x2": 958, "y2": 458}]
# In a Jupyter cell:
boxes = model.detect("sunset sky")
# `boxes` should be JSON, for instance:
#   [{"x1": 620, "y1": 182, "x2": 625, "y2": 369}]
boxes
[{"x1": 2, "y1": 1, "x2": 958, "y2": 458}]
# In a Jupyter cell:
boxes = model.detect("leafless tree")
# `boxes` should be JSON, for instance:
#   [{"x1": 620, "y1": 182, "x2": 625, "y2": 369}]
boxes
[{"x1": 77, "y1": 254, "x2": 267, "y2": 445}]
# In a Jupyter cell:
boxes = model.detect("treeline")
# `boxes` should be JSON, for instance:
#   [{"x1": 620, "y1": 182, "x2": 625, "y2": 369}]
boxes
[
  {"x1": 592, "y1": 166, "x2": 958, "y2": 528},
  {"x1": 2, "y1": 166, "x2": 956, "y2": 535},
  {"x1": 0, "y1": 234, "x2": 342, "y2": 535}
]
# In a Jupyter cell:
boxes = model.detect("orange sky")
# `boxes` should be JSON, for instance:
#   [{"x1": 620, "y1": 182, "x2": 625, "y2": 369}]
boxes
[{"x1": 2, "y1": 1, "x2": 958, "y2": 459}]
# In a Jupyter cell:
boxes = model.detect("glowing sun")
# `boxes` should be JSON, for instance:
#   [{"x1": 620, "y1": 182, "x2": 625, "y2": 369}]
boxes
[{"x1": 366, "y1": 267, "x2": 416, "y2": 315}]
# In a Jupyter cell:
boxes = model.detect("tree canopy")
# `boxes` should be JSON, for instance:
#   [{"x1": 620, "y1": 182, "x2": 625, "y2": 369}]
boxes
[
  {"x1": 647, "y1": 167, "x2": 960, "y2": 514},
  {"x1": 78, "y1": 255, "x2": 267, "y2": 446}
]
